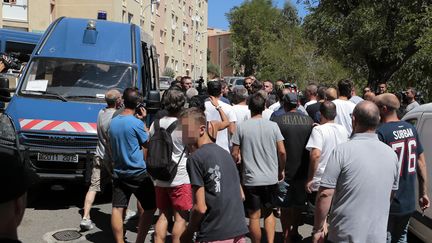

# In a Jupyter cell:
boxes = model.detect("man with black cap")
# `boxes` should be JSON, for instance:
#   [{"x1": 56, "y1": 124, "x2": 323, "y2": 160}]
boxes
[
  {"x1": 271, "y1": 93, "x2": 314, "y2": 243},
  {"x1": 0, "y1": 152, "x2": 37, "y2": 243}
]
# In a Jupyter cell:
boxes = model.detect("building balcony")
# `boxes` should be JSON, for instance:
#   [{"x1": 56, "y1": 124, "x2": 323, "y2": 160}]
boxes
[{"x1": 2, "y1": 0, "x2": 28, "y2": 22}]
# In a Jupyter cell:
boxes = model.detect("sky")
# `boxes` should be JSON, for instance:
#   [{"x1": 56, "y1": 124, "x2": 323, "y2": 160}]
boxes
[{"x1": 208, "y1": 0, "x2": 309, "y2": 30}]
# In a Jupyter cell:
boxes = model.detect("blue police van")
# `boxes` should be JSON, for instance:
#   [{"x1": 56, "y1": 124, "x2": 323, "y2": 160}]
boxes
[{"x1": 0, "y1": 17, "x2": 160, "y2": 182}]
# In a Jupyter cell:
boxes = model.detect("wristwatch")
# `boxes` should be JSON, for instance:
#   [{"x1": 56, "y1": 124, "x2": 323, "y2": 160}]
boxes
[{"x1": 215, "y1": 105, "x2": 222, "y2": 110}]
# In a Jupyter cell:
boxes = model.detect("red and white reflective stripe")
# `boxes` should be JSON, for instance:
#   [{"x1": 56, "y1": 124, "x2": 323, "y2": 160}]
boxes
[{"x1": 19, "y1": 119, "x2": 97, "y2": 134}]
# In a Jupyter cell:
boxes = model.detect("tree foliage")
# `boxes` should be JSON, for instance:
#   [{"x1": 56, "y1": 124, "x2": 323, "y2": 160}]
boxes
[
  {"x1": 227, "y1": 0, "x2": 350, "y2": 88},
  {"x1": 303, "y1": 0, "x2": 432, "y2": 89},
  {"x1": 162, "y1": 67, "x2": 175, "y2": 78}
]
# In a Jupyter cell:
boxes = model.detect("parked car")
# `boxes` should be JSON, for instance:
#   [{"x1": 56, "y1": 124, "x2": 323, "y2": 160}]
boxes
[
  {"x1": 402, "y1": 103, "x2": 432, "y2": 242},
  {"x1": 229, "y1": 78, "x2": 244, "y2": 90},
  {"x1": 159, "y1": 76, "x2": 173, "y2": 90}
]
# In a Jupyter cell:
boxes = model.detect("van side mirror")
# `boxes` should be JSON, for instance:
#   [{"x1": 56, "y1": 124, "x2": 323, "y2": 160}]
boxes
[
  {"x1": 145, "y1": 90, "x2": 161, "y2": 112},
  {"x1": 0, "y1": 77, "x2": 11, "y2": 103}
]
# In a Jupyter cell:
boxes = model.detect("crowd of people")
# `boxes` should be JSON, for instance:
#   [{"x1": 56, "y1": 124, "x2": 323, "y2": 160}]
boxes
[{"x1": 0, "y1": 75, "x2": 430, "y2": 243}]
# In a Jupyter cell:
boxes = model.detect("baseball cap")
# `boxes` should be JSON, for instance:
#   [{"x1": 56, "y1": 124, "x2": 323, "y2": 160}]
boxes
[
  {"x1": 283, "y1": 93, "x2": 298, "y2": 105},
  {"x1": 0, "y1": 152, "x2": 38, "y2": 203}
]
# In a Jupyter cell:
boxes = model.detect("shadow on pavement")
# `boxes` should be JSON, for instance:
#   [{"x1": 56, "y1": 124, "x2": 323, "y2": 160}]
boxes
[{"x1": 26, "y1": 183, "x2": 112, "y2": 210}]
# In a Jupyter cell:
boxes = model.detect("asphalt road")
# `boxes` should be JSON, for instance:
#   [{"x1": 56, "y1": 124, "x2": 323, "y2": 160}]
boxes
[{"x1": 18, "y1": 184, "x2": 423, "y2": 243}]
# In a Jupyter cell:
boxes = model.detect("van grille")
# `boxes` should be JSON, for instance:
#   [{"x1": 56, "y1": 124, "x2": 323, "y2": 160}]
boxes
[{"x1": 20, "y1": 132, "x2": 98, "y2": 149}]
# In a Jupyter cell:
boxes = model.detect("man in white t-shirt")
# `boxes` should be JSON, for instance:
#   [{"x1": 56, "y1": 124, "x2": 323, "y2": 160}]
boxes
[
  {"x1": 232, "y1": 86, "x2": 251, "y2": 125},
  {"x1": 304, "y1": 84, "x2": 318, "y2": 109},
  {"x1": 332, "y1": 79, "x2": 356, "y2": 135},
  {"x1": 149, "y1": 90, "x2": 192, "y2": 243},
  {"x1": 204, "y1": 81, "x2": 237, "y2": 152},
  {"x1": 305, "y1": 101, "x2": 349, "y2": 194}
]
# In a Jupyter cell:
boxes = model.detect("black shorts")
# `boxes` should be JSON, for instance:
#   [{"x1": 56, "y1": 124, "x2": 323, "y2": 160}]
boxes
[
  {"x1": 244, "y1": 184, "x2": 277, "y2": 211},
  {"x1": 277, "y1": 179, "x2": 306, "y2": 208},
  {"x1": 112, "y1": 173, "x2": 156, "y2": 210}
]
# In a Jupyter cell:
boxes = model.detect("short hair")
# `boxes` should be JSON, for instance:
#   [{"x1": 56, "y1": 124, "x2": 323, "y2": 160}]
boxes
[
  {"x1": 306, "y1": 84, "x2": 318, "y2": 96},
  {"x1": 233, "y1": 86, "x2": 248, "y2": 101},
  {"x1": 122, "y1": 87, "x2": 141, "y2": 109},
  {"x1": 186, "y1": 88, "x2": 199, "y2": 99},
  {"x1": 220, "y1": 80, "x2": 228, "y2": 89},
  {"x1": 374, "y1": 93, "x2": 400, "y2": 110},
  {"x1": 162, "y1": 89, "x2": 186, "y2": 114},
  {"x1": 180, "y1": 76, "x2": 192, "y2": 84},
  {"x1": 207, "y1": 81, "x2": 222, "y2": 96},
  {"x1": 407, "y1": 87, "x2": 416, "y2": 96},
  {"x1": 188, "y1": 95, "x2": 205, "y2": 111},
  {"x1": 353, "y1": 101, "x2": 380, "y2": 129},
  {"x1": 179, "y1": 107, "x2": 206, "y2": 126},
  {"x1": 171, "y1": 80, "x2": 181, "y2": 88},
  {"x1": 320, "y1": 101, "x2": 337, "y2": 120},
  {"x1": 337, "y1": 79, "x2": 353, "y2": 98},
  {"x1": 105, "y1": 89, "x2": 121, "y2": 106},
  {"x1": 248, "y1": 92, "x2": 266, "y2": 114},
  {"x1": 317, "y1": 86, "x2": 327, "y2": 100},
  {"x1": 266, "y1": 94, "x2": 277, "y2": 108},
  {"x1": 251, "y1": 80, "x2": 263, "y2": 93},
  {"x1": 326, "y1": 87, "x2": 338, "y2": 101}
]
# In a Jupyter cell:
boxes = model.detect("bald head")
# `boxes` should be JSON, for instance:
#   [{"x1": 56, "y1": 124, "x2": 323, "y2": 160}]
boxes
[
  {"x1": 353, "y1": 101, "x2": 381, "y2": 131},
  {"x1": 364, "y1": 91, "x2": 375, "y2": 101},
  {"x1": 326, "y1": 87, "x2": 338, "y2": 101},
  {"x1": 374, "y1": 93, "x2": 400, "y2": 110},
  {"x1": 105, "y1": 89, "x2": 121, "y2": 107}
]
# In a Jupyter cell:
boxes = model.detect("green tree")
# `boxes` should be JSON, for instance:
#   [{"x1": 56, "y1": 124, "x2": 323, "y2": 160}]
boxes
[
  {"x1": 227, "y1": 0, "x2": 287, "y2": 76},
  {"x1": 303, "y1": 0, "x2": 432, "y2": 89},
  {"x1": 162, "y1": 67, "x2": 175, "y2": 78}
]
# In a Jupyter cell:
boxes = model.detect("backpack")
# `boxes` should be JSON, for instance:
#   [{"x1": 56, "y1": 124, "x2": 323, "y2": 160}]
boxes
[{"x1": 147, "y1": 119, "x2": 185, "y2": 181}]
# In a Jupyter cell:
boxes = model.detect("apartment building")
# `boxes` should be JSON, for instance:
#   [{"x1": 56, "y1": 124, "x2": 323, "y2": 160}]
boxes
[
  {"x1": 208, "y1": 27, "x2": 233, "y2": 77},
  {"x1": 0, "y1": 0, "x2": 207, "y2": 78}
]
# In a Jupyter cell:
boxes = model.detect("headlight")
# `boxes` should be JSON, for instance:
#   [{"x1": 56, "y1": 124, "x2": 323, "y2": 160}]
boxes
[{"x1": 0, "y1": 114, "x2": 16, "y2": 143}]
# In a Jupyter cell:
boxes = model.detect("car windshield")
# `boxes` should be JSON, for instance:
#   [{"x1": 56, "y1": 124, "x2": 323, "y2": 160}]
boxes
[{"x1": 19, "y1": 58, "x2": 134, "y2": 101}]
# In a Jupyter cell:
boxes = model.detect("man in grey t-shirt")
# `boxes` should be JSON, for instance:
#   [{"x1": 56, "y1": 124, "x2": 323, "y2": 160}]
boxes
[
  {"x1": 312, "y1": 101, "x2": 399, "y2": 243},
  {"x1": 80, "y1": 89, "x2": 122, "y2": 231},
  {"x1": 232, "y1": 92, "x2": 286, "y2": 243}
]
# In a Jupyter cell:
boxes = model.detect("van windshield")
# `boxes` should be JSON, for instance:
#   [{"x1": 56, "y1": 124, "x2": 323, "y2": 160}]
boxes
[{"x1": 19, "y1": 58, "x2": 134, "y2": 101}]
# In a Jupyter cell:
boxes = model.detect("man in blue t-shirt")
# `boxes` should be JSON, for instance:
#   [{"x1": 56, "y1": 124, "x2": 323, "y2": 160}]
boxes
[
  {"x1": 375, "y1": 93, "x2": 430, "y2": 243},
  {"x1": 109, "y1": 87, "x2": 156, "y2": 243}
]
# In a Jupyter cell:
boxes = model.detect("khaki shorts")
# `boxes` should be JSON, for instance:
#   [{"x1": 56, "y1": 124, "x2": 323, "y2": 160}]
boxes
[{"x1": 89, "y1": 156, "x2": 113, "y2": 192}]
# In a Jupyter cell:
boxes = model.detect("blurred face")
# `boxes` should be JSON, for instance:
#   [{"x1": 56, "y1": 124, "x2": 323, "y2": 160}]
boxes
[
  {"x1": 378, "y1": 84, "x2": 387, "y2": 94},
  {"x1": 0, "y1": 61, "x2": 5, "y2": 73},
  {"x1": 264, "y1": 82, "x2": 273, "y2": 93},
  {"x1": 181, "y1": 116, "x2": 204, "y2": 147},
  {"x1": 222, "y1": 85, "x2": 229, "y2": 95},
  {"x1": 363, "y1": 87, "x2": 371, "y2": 95},
  {"x1": 182, "y1": 79, "x2": 193, "y2": 90},
  {"x1": 244, "y1": 78, "x2": 253, "y2": 90},
  {"x1": 406, "y1": 89, "x2": 415, "y2": 99}
]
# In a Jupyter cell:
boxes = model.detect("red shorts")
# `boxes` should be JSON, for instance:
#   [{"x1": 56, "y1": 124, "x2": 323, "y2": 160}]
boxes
[
  {"x1": 155, "y1": 184, "x2": 193, "y2": 211},
  {"x1": 197, "y1": 235, "x2": 246, "y2": 243}
]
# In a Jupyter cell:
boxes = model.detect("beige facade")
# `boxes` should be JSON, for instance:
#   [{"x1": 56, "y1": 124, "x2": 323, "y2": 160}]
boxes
[
  {"x1": 0, "y1": 0, "x2": 207, "y2": 78},
  {"x1": 150, "y1": 0, "x2": 207, "y2": 79},
  {"x1": 208, "y1": 27, "x2": 233, "y2": 77}
]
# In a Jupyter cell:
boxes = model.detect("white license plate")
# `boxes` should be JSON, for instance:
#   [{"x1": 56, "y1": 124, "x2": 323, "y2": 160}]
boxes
[{"x1": 37, "y1": 153, "x2": 79, "y2": 163}]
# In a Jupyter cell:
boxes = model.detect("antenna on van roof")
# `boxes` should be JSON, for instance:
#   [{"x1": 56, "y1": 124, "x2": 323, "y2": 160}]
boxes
[{"x1": 83, "y1": 20, "x2": 98, "y2": 44}]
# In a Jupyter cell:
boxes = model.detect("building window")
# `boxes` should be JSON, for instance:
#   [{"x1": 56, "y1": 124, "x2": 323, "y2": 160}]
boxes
[
  {"x1": 175, "y1": 60, "x2": 179, "y2": 71},
  {"x1": 128, "y1": 13, "x2": 133, "y2": 23},
  {"x1": 160, "y1": 30, "x2": 164, "y2": 43},
  {"x1": 122, "y1": 10, "x2": 127, "y2": 23}
]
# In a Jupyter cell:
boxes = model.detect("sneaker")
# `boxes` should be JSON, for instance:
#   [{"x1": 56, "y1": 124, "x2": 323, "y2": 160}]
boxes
[
  {"x1": 80, "y1": 218, "x2": 94, "y2": 231},
  {"x1": 124, "y1": 210, "x2": 139, "y2": 221}
]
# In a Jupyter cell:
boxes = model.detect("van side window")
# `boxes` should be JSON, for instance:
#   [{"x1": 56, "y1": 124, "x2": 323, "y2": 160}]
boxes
[
  {"x1": 5, "y1": 41, "x2": 35, "y2": 62},
  {"x1": 141, "y1": 42, "x2": 152, "y2": 93}
]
